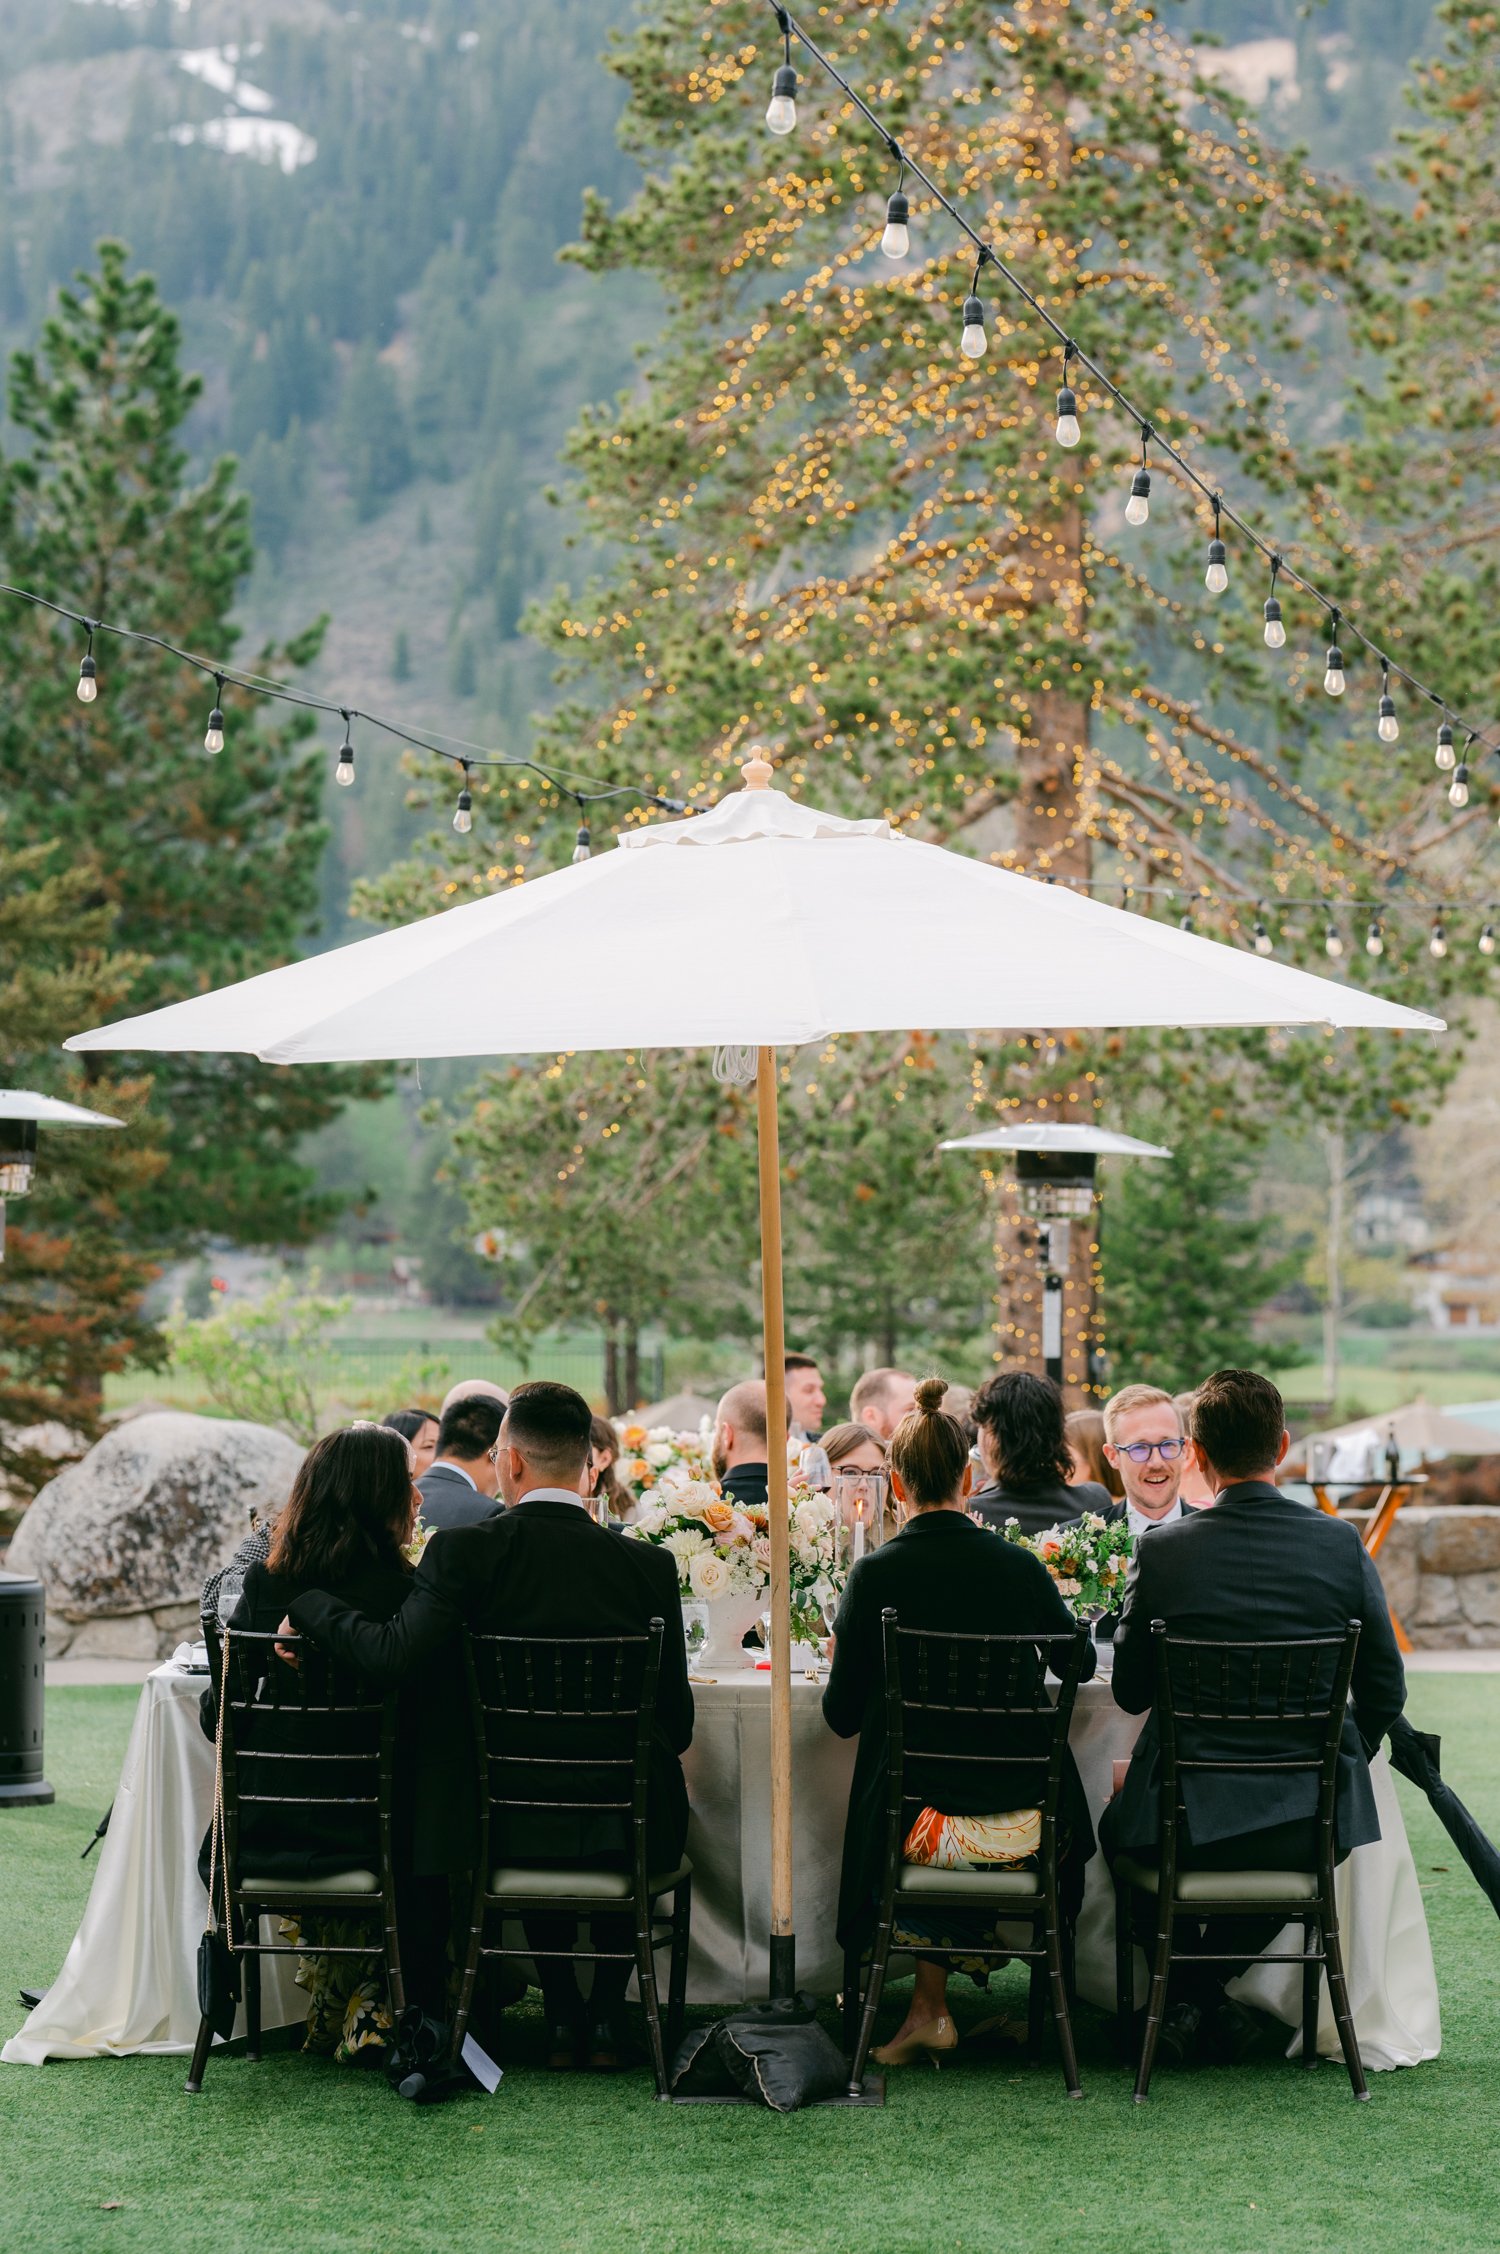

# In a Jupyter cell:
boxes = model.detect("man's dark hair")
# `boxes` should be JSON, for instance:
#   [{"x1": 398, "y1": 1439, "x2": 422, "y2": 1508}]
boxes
[
  {"x1": 502, "y1": 1379, "x2": 594, "y2": 1474},
  {"x1": 971, "y1": 1370, "x2": 1071, "y2": 1491},
  {"x1": 782, "y1": 1352, "x2": 820, "y2": 1374},
  {"x1": 435, "y1": 1394, "x2": 506, "y2": 1463},
  {"x1": 1191, "y1": 1369, "x2": 1286, "y2": 1482}
]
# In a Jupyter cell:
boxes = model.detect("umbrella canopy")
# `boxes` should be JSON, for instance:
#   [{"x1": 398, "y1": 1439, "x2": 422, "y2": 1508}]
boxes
[
  {"x1": 66, "y1": 775, "x2": 1441, "y2": 1065},
  {"x1": 1306, "y1": 1396, "x2": 1500, "y2": 1474},
  {"x1": 0, "y1": 1089, "x2": 123, "y2": 1128},
  {"x1": 63, "y1": 758, "x2": 1445, "y2": 2007},
  {"x1": 940, "y1": 1125, "x2": 1172, "y2": 1157}
]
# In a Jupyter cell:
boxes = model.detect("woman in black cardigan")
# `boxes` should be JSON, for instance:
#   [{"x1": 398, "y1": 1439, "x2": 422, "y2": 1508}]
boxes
[{"x1": 823, "y1": 1378, "x2": 1095, "y2": 2065}]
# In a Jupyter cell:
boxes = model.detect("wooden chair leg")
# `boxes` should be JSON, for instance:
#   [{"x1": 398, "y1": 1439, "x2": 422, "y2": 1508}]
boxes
[
  {"x1": 841, "y1": 1947, "x2": 863, "y2": 2057},
  {"x1": 1301, "y1": 1920, "x2": 1321, "y2": 2070},
  {"x1": 184, "y1": 2012, "x2": 214, "y2": 2095},
  {"x1": 1321, "y1": 1912, "x2": 1369, "y2": 2102},
  {"x1": 1043, "y1": 1913, "x2": 1083, "y2": 2100},
  {"x1": 1133, "y1": 1895, "x2": 1175, "y2": 2105},
  {"x1": 243, "y1": 1934, "x2": 261, "y2": 2062},
  {"x1": 665, "y1": 1877, "x2": 692, "y2": 2061},
  {"x1": 847, "y1": 1918, "x2": 893, "y2": 2098},
  {"x1": 634, "y1": 1906, "x2": 671, "y2": 2101},
  {"x1": 448, "y1": 1879, "x2": 486, "y2": 2060},
  {"x1": 1114, "y1": 1874, "x2": 1135, "y2": 2061}
]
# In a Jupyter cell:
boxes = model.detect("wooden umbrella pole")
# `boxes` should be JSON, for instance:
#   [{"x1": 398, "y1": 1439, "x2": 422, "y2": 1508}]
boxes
[{"x1": 756, "y1": 1042, "x2": 796, "y2": 2003}]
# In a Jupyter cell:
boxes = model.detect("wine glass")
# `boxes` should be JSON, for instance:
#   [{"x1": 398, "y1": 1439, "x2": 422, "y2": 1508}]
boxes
[
  {"x1": 682, "y1": 1604, "x2": 709, "y2": 1670},
  {"x1": 215, "y1": 1567, "x2": 245, "y2": 1631}
]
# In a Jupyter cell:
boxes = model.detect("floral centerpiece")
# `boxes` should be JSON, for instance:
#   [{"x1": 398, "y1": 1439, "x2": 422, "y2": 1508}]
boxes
[
  {"x1": 625, "y1": 1476, "x2": 844, "y2": 1665},
  {"x1": 998, "y1": 1511, "x2": 1133, "y2": 1620},
  {"x1": 612, "y1": 1420, "x2": 712, "y2": 1506}
]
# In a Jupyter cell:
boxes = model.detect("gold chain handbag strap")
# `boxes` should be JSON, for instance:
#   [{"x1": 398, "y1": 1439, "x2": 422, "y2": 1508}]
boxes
[{"x1": 204, "y1": 1625, "x2": 233, "y2": 1939}]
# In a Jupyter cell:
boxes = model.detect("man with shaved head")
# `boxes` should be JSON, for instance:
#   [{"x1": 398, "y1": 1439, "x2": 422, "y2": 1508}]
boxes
[{"x1": 711, "y1": 1378, "x2": 781, "y2": 1512}]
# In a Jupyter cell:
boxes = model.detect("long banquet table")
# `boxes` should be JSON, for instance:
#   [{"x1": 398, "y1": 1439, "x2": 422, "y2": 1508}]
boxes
[{"x1": 5, "y1": 1653, "x2": 1440, "y2": 2069}]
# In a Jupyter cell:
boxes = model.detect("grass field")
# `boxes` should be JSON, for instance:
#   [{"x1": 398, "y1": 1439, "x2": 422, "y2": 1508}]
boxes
[{"x1": 3, "y1": 1679, "x2": 1498, "y2": 2253}]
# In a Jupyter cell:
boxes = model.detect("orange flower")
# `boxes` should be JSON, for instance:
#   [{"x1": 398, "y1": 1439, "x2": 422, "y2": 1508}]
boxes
[{"x1": 699, "y1": 1499, "x2": 738, "y2": 1536}]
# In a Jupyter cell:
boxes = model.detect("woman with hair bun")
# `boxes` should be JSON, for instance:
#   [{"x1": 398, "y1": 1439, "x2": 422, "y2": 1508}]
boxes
[{"x1": 823, "y1": 1377, "x2": 1095, "y2": 2068}]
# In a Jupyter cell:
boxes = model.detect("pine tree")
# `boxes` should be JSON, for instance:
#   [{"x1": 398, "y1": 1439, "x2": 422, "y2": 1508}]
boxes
[
  {"x1": 0, "y1": 839, "x2": 166, "y2": 1504},
  {"x1": 0, "y1": 242, "x2": 362, "y2": 1247},
  {"x1": 357, "y1": 4, "x2": 1496, "y2": 1389}
]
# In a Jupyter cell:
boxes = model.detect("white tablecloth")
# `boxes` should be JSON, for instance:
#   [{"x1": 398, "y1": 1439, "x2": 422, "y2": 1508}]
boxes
[
  {"x1": 5, "y1": 1658, "x2": 1440, "y2": 2068},
  {"x1": 3, "y1": 1662, "x2": 302, "y2": 2064}
]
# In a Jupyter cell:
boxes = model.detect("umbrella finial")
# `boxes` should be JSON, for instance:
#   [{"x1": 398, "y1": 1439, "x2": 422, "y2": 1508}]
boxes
[{"x1": 740, "y1": 746, "x2": 775, "y2": 791}]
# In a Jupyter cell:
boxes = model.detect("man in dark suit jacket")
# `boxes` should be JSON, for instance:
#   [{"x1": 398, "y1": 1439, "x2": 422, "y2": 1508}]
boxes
[
  {"x1": 1104, "y1": 1368, "x2": 1406, "y2": 2043},
  {"x1": 286, "y1": 1381, "x2": 692, "y2": 2070},
  {"x1": 413, "y1": 1395, "x2": 505, "y2": 1530},
  {"x1": 969, "y1": 1369, "x2": 1111, "y2": 1535}
]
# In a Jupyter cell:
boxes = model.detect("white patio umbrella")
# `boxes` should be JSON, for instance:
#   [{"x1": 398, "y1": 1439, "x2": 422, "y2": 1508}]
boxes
[
  {"x1": 0, "y1": 1088, "x2": 124, "y2": 1261},
  {"x1": 66, "y1": 752, "x2": 1442, "y2": 1999}
]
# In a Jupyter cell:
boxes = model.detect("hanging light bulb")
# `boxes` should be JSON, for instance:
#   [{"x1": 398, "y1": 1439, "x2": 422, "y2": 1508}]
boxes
[
  {"x1": 334, "y1": 712, "x2": 355, "y2": 788},
  {"x1": 765, "y1": 60, "x2": 797, "y2": 136},
  {"x1": 1179, "y1": 911, "x2": 1194, "y2": 933},
  {"x1": 1480, "y1": 923, "x2": 1496, "y2": 957},
  {"x1": 1376, "y1": 663, "x2": 1399, "y2": 743},
  {"x1": 1323, "y1": 611, "x2": 1345, "y2": 696},
  {"x1": 1125, "y1": 467, "x2": 1151, "y2": 527},
  {"x1": 1204, "y1": 499, "x2": 1228, "y2": 594},
  {"x1": 1253, "y1": 915, "x2": 1274, "y2": 956},
  {"x1": 572, "y1": 802, "x2": 592, "y2": 864},
  {"x1": 1365, "y1": 917, "x2": 1384, "y2": 957},
  {"x1": 453, "y1": 766, "x2": 473, "y2": 834},
  {"x1": 1055, "y1": 345, "x2": 1080, "y2": 446},
  {"x1": 1435, "y1": 718, "x2": 1456, "y2": 771},
  {"x1": 1324, "y1": 920, "x2": 1345, "y2": 960},
  {"x1": 1430, "y1": 919, "x2": 1448, "y2": 960},
  {"x1": 959, "y1": 292, "x2": 987, "y2": 360},
  {"x1": 1448, "y1": 761, "x2": 1470, "y2": 809},
  {"x1": 76, "y1": 627, "x2": 98, "y2": 704},
  {"x1": 204, "y1": 674, "x2": 225, "y2": 755},
  {"x1": 880, "y1": 186, "x2": 910, "y2": 259},
  {"x1": 1262, "y1": 558, "x2": 1285, "y2": 649}
]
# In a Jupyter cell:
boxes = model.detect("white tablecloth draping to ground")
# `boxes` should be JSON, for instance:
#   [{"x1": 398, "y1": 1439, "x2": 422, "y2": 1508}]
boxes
[
  {"x1": 5, "y1": 1658, "x2": 1440, "y2": 2069},
  {"x1": 3, "y1": 1661, "x2": 302, "y2": 2064}
]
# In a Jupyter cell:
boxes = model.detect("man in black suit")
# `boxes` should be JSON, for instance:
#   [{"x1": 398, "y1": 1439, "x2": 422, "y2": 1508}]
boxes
[
  {"x1": 286, "y1": 1381, "x2": 692, "y2": 2071},
  {"x1": 1104, "y1": 1367, "x2": 1406, "y2": 2049},
  {"x1": 969, "y1": 1370, "x2": 1112, "y2": 1535},
  {"x1": 413, "y1": 1395, "x2": 505, "y2": 1530},
  {"x1": 709, "y1": 1377, "x2": 778, "y2": 1512}
]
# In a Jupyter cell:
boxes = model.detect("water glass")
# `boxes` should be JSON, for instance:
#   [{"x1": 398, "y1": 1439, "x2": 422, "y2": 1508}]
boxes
[{"x1": 682, "y1": 1604, "x2": 709, "y2": 1666}]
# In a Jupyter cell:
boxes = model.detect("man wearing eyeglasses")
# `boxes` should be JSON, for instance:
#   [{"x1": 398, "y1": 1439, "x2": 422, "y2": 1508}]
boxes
[{"x1": 1102, "y1": 1384, "x2": 1191, "y2": 1542}]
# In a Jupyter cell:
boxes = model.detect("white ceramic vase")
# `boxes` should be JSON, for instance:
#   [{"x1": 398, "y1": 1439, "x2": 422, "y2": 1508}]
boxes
[{"x1": 696, "y1": 1591, "x2": 765, "y2": 1671}]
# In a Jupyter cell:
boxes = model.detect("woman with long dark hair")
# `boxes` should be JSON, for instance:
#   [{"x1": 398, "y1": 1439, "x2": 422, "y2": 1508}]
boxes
[
  {"x1": 382, "y1": 1406, "x2": 440, "y2": 1478},
  {"x1": 202, "y1": 1425, "x2": 421, "y2": 2061}
]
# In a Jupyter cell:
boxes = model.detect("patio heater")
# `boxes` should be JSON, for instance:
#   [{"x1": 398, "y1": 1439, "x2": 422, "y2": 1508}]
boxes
[
  {"x1": 0, "y1": 1091, "x2": 123, "y2": 1809},
  {"x1": 940, "y1": 1123, "x2": 1171, "y2": 1387},
  {"x1": 0, "y1": 1089, "x2": 124, "y2": 1261}
]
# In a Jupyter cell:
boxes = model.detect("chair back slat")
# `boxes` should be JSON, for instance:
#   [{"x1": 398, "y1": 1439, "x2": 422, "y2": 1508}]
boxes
[
  {"x1": 464, "y1": 1623, "x2": 665, "y2": 1892},
  {"x1": 1151, "y1": 1619, "x2": 1363, "y2": 1811},
  {"x1": 210, "y1": 1627, "x2": 400, "y2": 1898},
  {"x1": 874, "y1": 1613, "x2": 1090, "y2": 1916}
]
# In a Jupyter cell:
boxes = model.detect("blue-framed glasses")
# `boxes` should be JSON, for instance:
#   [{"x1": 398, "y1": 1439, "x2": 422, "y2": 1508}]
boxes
[{"x1": 1116, "y1": 1437, "x2": 1188, "y2": 1464}]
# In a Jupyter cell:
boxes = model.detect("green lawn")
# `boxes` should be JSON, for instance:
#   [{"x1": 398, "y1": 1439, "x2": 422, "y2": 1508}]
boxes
[{"x1": 2, "y1": 1681, "x2": 1497, "y2": 2253}]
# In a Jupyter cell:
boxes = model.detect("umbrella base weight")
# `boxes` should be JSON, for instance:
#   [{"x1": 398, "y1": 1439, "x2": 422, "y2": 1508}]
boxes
[{"x1": 670, "y1": 2072, "x2": 886, "y2": 2108}]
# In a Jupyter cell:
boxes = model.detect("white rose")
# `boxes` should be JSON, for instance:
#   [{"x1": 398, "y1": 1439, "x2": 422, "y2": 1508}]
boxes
[
  {"x1": 688, "y1": 1551, "x2": 732, "y2": 1602},
  {"x1": 793, "y1": 1500, "x2": 824, "y2": 1543},
  {"x1": 632, "y1": 1506, "x2": 668, "y2": 1538},
  {"x1": 646, "y1": 1442, "x2": 676, "y2": 1469}
]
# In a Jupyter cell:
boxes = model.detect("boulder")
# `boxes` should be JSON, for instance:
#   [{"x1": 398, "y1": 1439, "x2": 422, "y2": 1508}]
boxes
[{"x1": 8, "y1": 1412, "x2": 305, "y2": 1647}]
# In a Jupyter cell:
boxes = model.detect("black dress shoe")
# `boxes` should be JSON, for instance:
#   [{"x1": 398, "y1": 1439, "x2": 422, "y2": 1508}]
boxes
[
  {"x1": 1207, "y1": 1997, "x2": 1278, "y2": 2066},
  {"x1": 1148, "y1": 2000, "x2": 1202, "y2": 2068},
  {"x1": 545, "y1": 2020, "x2": 583, "y2": 2071},
  {"x1": 585, "y1": 2017, "x2": 628, "y2": 2073}
]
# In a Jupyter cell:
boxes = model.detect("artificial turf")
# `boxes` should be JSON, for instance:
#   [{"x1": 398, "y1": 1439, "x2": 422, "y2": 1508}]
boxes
[{"x1": 1, "y1": 1679, "x2": 1497, "y2": 2254}]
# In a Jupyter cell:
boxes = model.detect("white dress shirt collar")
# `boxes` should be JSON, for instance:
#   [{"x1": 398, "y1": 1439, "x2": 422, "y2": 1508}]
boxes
[
  {"x1": 1126, "y1": 1495, "x2": 1185, "y2": 1543},
  {"x1": 433, "y1": 1458, "x2": 478, "y2": 1492},
  {"x1": 519, "y1": 1484, "x2": 592, "y2": 1513}
]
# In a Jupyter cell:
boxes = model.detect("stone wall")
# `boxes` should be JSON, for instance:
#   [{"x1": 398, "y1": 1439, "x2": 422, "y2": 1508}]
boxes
[{"x1": 1358, "y1": 1506, "x2": 1500, "y2": 1649}]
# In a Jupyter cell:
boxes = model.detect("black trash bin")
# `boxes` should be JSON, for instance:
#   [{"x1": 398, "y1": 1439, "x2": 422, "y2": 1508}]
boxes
[{"x1": 0, "y1": 1571, "x2": 54, "y2": 1806}]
